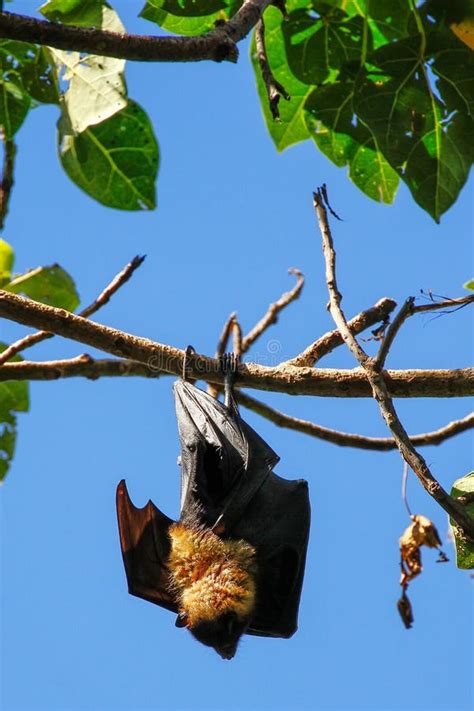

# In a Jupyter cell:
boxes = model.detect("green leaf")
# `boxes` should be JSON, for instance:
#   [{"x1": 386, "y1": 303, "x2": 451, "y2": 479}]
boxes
[
  {"x1": 0, "y1": 343, "x2": 30, "y2": 483},
  {"x1": 305, "y1": 81, "x2": 399, "y2": 202},
  {"x1": 0, "y1": 40, "x2": 32, "y2": 137},
  {"x1": 42, "y1": 2, "x2": 127, "y2": 132},
  {"x1": 22, "y1": 47, "x2": 60, "y2": 105},
  {"x1": 367, "y1": 0, "x2": 411, "y2": 43},
  {"x1": 282, "y1": 5, "x2": 367, "y2": 85},
  {"x1": 140, "y1": 0, "x2": 231, "y2": 35},
  {"x1": 5, "y1": 264, "x2": 80, "y2": 311},
  {"x1": 41, "y1": 0, "x2": 122, "y2": 28},
  {"x1": 251, "y1": 7, "x2": 312, "y2": 152},
  {"x1": 464, "y1": 278, "x2": 474, "y2": 290},
  {"x1": 0, "y1": 238, "x2": 14, "y2": 276},
  {"x1": 450, "y1": 472, "x2": 474, "y2": 569},
  {"x1": 353, "y1": 32, "x2": 474, "y2": 221},
  {"x1": 58, "y1": 100, "x2": 159, "y2": 211}
]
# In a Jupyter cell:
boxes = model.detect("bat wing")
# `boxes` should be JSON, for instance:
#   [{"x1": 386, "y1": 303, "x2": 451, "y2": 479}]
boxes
[
  {"x1": 234, "y1": 472, "x2": 311, "y2": 638},
  {"x1": 116, "y1": 480, "x2": 177, "y2": 613},
  {"x1": 174, "y1": 380, "x2": 279, "y2": 528}
]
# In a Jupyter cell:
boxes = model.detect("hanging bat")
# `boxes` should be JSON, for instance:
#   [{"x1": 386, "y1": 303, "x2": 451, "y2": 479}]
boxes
[{"x1": 116, "y1": 353, "x2": 310, "y2": 659}]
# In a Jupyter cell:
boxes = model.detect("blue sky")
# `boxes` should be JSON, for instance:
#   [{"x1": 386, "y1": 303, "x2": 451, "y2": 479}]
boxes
[{"x1": 1, "y1": 2, "x2": 473, "y2": 710}]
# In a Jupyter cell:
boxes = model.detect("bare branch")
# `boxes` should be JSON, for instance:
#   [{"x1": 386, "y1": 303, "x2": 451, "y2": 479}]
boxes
[
  {"x1": 0, "y1": 255, "x2": 145, "y2": 365},
  {"x1": 285, "y1": 297, "x2": 396, "y2": 367},
  {"x1": 375, "y1": 297, "x2": 415, "y2": 368},
  {"x1": 214, "y1": 312, "x2": 237, "y2": 359},
  {"x1": 238, "y1": 391, "x2": 474, "y2": 450},
  {"x1": 0, "y1": 2, "x2": 271, "y2": 64},
  {"x1": 313, "y1": 186, "x2": 474, "y2": 538},
  {"x1": 0, "y1": 133, "x2": 16, "y2": 231},
  {"x1": 241, "y1": 268, "x2": 304, "y2": 354},
  {"x1": 0, "y1": 289, "x2": 472, "y2": 397},
  {"x1": 255, "y1": 18, "x2": 290, "y2": 120},
  {"x1": 0, "y1": 354, "x2": 162, "y2": 380},
  {"x1": 375, "y1": 294, "x2": 474, "y2": 368}
]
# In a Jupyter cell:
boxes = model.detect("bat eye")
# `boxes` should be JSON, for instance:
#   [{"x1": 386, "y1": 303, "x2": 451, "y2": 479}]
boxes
[
  {"x1": 187, "y1": 443, "x2": 196, "y2": 452},
  {"x1": 175, "y1": 613, "x2": 188, "y2": 628}
]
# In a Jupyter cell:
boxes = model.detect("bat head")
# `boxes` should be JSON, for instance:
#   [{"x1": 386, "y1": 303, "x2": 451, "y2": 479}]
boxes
[{"x1": 188, "y1": 611, "x2": 249, "y2": 660}]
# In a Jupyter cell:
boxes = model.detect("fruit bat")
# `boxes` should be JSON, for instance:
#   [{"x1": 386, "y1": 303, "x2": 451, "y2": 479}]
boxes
[{"x1": 116, "y1": 353, "x2": 310, "y2": 659}]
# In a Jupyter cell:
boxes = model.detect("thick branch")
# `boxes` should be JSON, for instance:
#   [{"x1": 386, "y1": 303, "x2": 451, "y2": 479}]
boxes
[
  {"x1": 286, "y1": 297, "x2": 396, "y2": 367},
  {"x1": 0, "y1": 289, "x2": 472, "y2": 397},
  {"x1": 0, "y1": 255, "x2": 145, "y2": 365},
  {"x1": 0, "y1": 3, "x2": 271, "y2": 64},
  {"x1": 238, "y1": 391, "x2": 474, "y2": 450},
  {"x1": 313, "y1": 188, "x2": 474, "y2": 538}
]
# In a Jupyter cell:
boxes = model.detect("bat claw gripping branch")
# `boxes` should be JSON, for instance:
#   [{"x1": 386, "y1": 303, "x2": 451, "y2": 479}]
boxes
[{"x1": 220, "y1": 352, "x2": 239, "y2": 413}]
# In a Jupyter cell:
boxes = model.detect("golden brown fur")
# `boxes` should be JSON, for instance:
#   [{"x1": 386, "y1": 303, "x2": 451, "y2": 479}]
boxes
[{"x1": 168, "y1": 522, "x2": 257, "y2": 629}]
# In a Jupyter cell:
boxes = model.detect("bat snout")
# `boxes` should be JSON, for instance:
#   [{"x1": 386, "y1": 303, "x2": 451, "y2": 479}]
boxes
[{"x1": 216, "y1": 642, "x2": 238, "y2": 660}]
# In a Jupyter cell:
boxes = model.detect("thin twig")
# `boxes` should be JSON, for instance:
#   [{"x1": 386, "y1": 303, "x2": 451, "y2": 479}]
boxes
[
  {"x1": 285, "y1": 297, "x2": 396, "y2": 367},
  {"x1": 0, "y1": 255, "x2": 145, "y2": 365},
  {"x1": 313, "y1": 187, "x2": 474, "y2": 538},
  {"x1": 401, "y1": 462, "x2": 412, "y2": 516},
  {"x1": 232, "y1": 318, "x2": 243, "y2": 359},
  {"x1": 241, "y1": 268, "x2": 304, "y2": 354},
  {"x1": 376, "y1": 297, "x2": 415, "y2": 368},
  {"x1": 208, "y1": 311, "x2": 237, "y2": 397},
  {"x1": 215, "y1": 312, "x2": 237, "y2": 359},
  {"x1": 238, "y1": 391, "x2": 474, "y2": 450},
  {"x1": 0, "y1": 2, "x2": 271, "y2": 64},
  {"x1": 0, "y1": 289, "x2": 472, "y2": 397},
  {"x1": 375, "y1": 294, "x2": 474, "y2": 368},
  {"x1": 0, "y1": 133, "x2": 16, "y2": 231},
  {"x1": 255, "y1": 18, "x2": 290, "y2": 120}
]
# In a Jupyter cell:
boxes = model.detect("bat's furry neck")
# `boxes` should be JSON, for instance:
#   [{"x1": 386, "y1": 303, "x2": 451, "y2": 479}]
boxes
[{"x1": 167, "y1": 522, "x2": 257, "y2": 629}]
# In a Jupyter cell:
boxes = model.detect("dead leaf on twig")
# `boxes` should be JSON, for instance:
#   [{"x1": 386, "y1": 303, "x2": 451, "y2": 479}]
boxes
[{"x1": 397, "y1": 514, "x2": 448, "y2": 628}]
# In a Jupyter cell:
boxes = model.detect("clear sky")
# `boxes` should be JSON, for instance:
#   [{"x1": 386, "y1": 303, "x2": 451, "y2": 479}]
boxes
[{"x1": 1, "y1": 2, "x2": 473, "y2": 711}]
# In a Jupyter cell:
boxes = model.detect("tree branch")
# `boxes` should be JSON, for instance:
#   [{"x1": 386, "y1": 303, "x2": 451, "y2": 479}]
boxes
[
  {"x1": 254, "y1": 18, "x2": 290, "y2": 120},
  {"x1": 0, "y1": 289, "x2": 472, "y2": 397},
  {"x1": 313, "y1": 187, "x2": 474, "y2": 538},
  {"x1": 237, "y1": 391, "x2": 474, "y2": 450},
  {"x1": 375, "y1": 293, "x2": 474, "y2": 368},
  {"x1": 0, "y1": 254, "x2": 145, "y2": 365},
  {"x1": 285, "y1": 297, "x2": 396, "y2": 367},
  {"x1": 0, "y1": 3, "x2": 271, "y2": 64},
  {"x1": 0, "y1": 132, "x2": 16, "y2": 232},
  {"x1": 241, "y1": 268, "x2": 304, "y2": 354}
]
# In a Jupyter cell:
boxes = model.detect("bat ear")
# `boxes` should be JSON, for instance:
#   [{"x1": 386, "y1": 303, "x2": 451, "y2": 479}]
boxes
[{"x1": 175, "y1": 613, "x2": 189, "y2": 629}]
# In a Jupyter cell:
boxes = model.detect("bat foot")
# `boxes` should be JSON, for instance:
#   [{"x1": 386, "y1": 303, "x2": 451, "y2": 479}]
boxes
[
  {"x1": 220, "y1": 352, "x2": 239, "y2": 376},
  {"x1": 220, "y1": 352, "x2": 239, "y2": 414}
]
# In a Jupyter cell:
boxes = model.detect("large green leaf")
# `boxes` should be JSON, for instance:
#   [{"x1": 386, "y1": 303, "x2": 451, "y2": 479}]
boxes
[
  {"x1": 305, "y1": 81, "x2": 399, "y2": 202},
  {"x1": 44, "y1": 2, "x2": 127, "y2": 133},
  {"x1": 353, "y1": 31, "x2": 474, "y2": 220},
  {"x1": 5, "y1": 264, "x2": 80, "y2": 311},
  {"x1": 140, "y1": 0, "x2": 232, "y2": 36},
  {"x1": 450, "y1": 472, "x2": 474, "y2": 569},
  {"x1": 59, "y1": 100, "x2": 159, "y2": 211},
  {"x1": 0, "y1": 343, "x2": 30, "y2": 483},
  {"x1": 251, "y1": 7, "x2": 312, "y2": 152},
  {"x1": 282, "y1": 4, "x2": 367, "y2": 85},
  {"x1": 0, "y1": 41, "x2": 32, "y2": 137}
]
